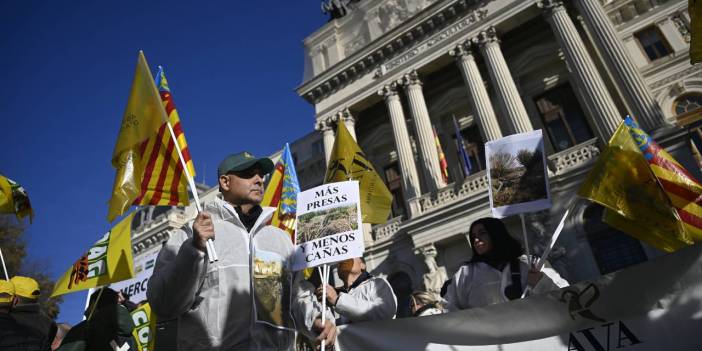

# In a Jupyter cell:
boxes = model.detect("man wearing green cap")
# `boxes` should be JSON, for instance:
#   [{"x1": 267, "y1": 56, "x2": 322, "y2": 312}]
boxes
[
  {"x1": 0, "y1": 279, "x2": 48, "y2": 350},
  {"x1": 148, "y1": 152, "x2": 336, "y2": 351}
]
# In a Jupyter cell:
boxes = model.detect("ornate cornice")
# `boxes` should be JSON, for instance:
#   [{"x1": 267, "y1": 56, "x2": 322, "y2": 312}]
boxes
[{"x1": 299, "y1": 0, "x2": 491, "y2": 105}]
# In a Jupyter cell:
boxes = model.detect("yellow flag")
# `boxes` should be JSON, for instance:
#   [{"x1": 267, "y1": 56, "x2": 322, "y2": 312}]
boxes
[
  {"x1": 0, "y1": 174, "x2": 34, "y2": 223},
  {"x1": 691, "y1": 0, "x2": 702, "y2": 64},
  {"x1": 578, "y1": 122, "x2": 693, "y2": 252},
  {"x1": 131, "y1": 303, "x2": 157, "y2": 351},
  {"x1": 108, "y1": 51, "x2": 171, "y2": 222},
  {"x1": 324, "y1": 122, "x2": 393, "y2": 224},
  {"x1": 51, "y1": 213, "x2": 135, "y2": 297}
]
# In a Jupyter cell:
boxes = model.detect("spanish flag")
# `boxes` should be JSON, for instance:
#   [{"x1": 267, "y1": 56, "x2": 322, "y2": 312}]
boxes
[
  {"x1": 262, "y1": 143, "x2": 300, "y2": 241},
  {"x1": 0, "y1": 174, "x2": 33, "y2": 223},
  {"x1": 52, "y1": 213, "x2": 135, "y2": 297},
  {"x1": 578, "y1": 119, "x2": 694, "y2": 252},
  {"x1": 107, "y1": 52, "x2": 195, "y2": 222},
  {"x1": 433, "y1": 125, "x2": 449, "y2": 184},
  {"x1": 325, "y1": 121, "x2": 393, "y2": 224}
]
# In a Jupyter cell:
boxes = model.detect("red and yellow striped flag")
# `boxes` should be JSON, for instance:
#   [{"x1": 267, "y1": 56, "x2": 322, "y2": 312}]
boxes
[
  {"x1": 107, "y1": 52, "x2": 195, "y2": 222},
  {"x1": 433, "y1": 126, "x2": 449, "y2": 184},
  {"x1": 625, "y1": 117, "x2": 702, "y2": 241}
]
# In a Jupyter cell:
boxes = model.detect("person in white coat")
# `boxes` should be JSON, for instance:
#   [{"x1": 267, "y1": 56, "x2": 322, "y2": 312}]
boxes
[
  {"x1": 147, "y1": 152, "x2": 335, "y2": 351},
  {"x1": 315, "y1": 257, "x2": 397, "y2": 325},
  {"x1": 445, "y1": 217, "x2": 568, "y2": 311}
]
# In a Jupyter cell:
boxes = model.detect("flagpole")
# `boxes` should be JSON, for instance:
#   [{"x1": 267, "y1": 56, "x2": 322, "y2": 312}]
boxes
[
  {"x1": 519, "y1": 213, "x2": 530, "y2": 262},
  {"x1": 0, "y1": 247, "x2": 9, "y2": 280},
  {"x1": 164, "y1": 119, "x2": 218, "y2": 262}
]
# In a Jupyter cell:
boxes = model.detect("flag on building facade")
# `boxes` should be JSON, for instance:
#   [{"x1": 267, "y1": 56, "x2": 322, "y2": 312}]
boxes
[
  {"x1": 452, "y1": 116, "x2": 473, "y2": 177},
  {"x1": 578, "y1": 119, "x2": 694, "y2": 252},
  {"x1": 433, "y1": 126, "x2": 449, "y2": 184},
  {"x1": 690, "y1": 0, "x2": 701, "y2": 63},
  {"x1": 0, "y1": 174, "x2": 33, "y2": 223},
  {"x1": 261, "y1": 143, "x2": 300, "y2": 241},
  {"x1": 624, "y1": 116, "x2": 702, "y2": 241},
  {"x1": 107, "y1": 52, "x2": 195, "y2": 222},
  {"x1": 325, "y1": 121, "x2": 393, "y2": 224},
  {"x1": 131, "y1": 302, "x2": 157, "y2": 351},
  {"x1": 51, "y1": 213, "x2": 135, "y2": 297}
]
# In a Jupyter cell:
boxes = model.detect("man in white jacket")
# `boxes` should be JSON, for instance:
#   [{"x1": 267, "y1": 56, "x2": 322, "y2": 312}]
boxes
[
  {"x1": 148, "y1": 152, "x2": 335, "y2": 351},
  {"x1": 316, "y1": 257, "x2": 397, "y2": 325}
]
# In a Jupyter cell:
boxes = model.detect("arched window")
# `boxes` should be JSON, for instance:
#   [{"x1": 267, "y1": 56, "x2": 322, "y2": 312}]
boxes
[{"x1": 674, "y1": 93, "x2": 702, "y2": 115}]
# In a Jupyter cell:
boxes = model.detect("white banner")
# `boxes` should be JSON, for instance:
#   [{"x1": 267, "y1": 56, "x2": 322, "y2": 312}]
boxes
[
  {"x1": 338, "y1": 243, "x2": 702, "y2": 350},
  {"x1": 109, "y1": 248, "x2": 159, "y2": 304},
  {"x1": 293, "y1": 181, "x2": 363, "y2": 270},
  {"x1": 485, "y1": 130, "x2": 551, "y2": 217}
]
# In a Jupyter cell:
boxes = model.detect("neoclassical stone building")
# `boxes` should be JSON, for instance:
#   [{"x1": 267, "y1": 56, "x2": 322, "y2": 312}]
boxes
[{"x1": 126, "y1": 0, "x2": 700, "y2": 323}]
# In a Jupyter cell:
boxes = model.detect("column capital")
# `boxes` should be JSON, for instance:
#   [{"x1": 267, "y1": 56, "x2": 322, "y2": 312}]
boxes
[
  {"x1": 473, "y1": 26, "x2": 499, "y2": 48},
  {"x1": 335, "y1": 107, "x2": 355, "y2": 125},
  {"x1": 399, "y1": 69, "x2": 422, "y2": 88},
  {"x1": 448, "y1": 40, "x2": 473, "y2": 59},
  {"x1": 314, "y1": 117, "x2": 335, "y2": 132},
  {"x1": 414, "y1": 244, "x2": 438, "y2": 259},
  {"x1": 537, "y1": 0, "x2": 565, "y2": 15},
  {"x1": 377, "y1": 82, "x2": 401, "y2": 99}
]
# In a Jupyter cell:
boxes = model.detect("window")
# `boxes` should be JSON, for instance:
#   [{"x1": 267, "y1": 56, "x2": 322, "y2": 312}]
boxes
[
  {"x1": 452, "y1": 123, "x2": 486, "y2": 174},
  {"x1": 584, "y1": 205, "x2": 647, "y2": 275},
  {"x1": 534, "y1": 83, "x2": 594, "y2": 152},
  {"x1": 674, "y1": 93, "x2": 702, "y2": 115},
  {"x1": 635, "y1": 26, "x2": 672, "y2": 61},
  {"x1": 384, "y1": 163, "x2": 407, "y2": 219}
]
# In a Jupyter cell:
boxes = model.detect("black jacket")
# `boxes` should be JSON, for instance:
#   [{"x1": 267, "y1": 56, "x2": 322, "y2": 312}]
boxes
[{"x1": 0, "y1": 313, "x2": 49, "y2": 351}]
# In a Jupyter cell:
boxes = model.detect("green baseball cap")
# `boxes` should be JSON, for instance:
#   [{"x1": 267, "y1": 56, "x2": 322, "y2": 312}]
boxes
[{"x1": 217, "y1": 151, "x2": 274, "y2": 177}]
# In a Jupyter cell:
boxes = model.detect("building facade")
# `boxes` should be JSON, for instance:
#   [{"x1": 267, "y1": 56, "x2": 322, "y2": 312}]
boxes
[{"x1": 126, "y1": 0, "x2": 700, "y2": 327}]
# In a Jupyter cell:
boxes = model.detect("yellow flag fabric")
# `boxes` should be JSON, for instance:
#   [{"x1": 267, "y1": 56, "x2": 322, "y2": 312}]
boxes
[
  {"x1": 108, "y1": 52, "x2": 193, "y2": 222},
  {"x1": 324, "y1": 122, "x2": 393, "y2": 224},
  {"x1": 0, "y1": 174, "x2": 33, "y2": 223},
  {"x1": 131, "y1": 303, "x2": 157, "y2": 351},
  {"x1": 691, "y1": 0, "x2": 702, "y2": 64},
  {"x1": 51, "y1": 213, "x2": 135, "y2": 297},
  {"x1": 578, "y1": 122, "x2": 693, "y2": 252}
]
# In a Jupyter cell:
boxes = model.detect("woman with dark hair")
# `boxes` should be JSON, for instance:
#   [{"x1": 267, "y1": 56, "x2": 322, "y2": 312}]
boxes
[{"x1": 444, "y1": 217, "x2": 568, "y2": 311}]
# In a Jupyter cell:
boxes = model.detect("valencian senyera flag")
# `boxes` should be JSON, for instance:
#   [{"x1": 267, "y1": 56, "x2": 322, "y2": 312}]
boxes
[
  {"x1": 624, "y1": 116, "x2": 702, "y2": 241},
  {"x1": 52, "y1": 213, "x2": 135, "y2": 297},
  {"x1": 107, "y1": 51, "x2": 196, "y2": 222},
  {"x1": 0, "y1": 174, "x2": 34, "y2": 223},
  {"x1": 578, "y1": 117, "x2": 694, "y2": 252},
  {"x1": 433, "y1": 126, "x2": 449, "y2": 184},
  {"x1": 325, "y1": 121, "x2": 393, "y2": 224},
  {"x1": 131, "y1": 302, "x2": 157, "y2": 351},
  {"x1": 261, "y1": 143, "x2": 300, "y2": 241},
  {"x1": 691, "y1": 0, "x2": 701, "y2": 63}
]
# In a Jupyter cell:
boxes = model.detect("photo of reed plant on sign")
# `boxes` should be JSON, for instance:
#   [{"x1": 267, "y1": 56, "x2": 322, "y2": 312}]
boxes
[
  {"x1": 296, "y1": 204, "x2": 358, "y2": 244},
  {"x1": 486, "y1": 130, "x2": 551, "y2": 217}
]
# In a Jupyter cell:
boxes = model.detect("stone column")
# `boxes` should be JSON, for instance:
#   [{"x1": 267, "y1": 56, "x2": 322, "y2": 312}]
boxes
[
  {"x1": 449, "y1": 41, "x2": 504, "y2": 141},
  {"x1": 400, "y1": 70, "x2": 448, "y2": 192},
  {"x1": 538, "y1": 0, "x2": 621, "y2": 141},
  {"x1": 336, "y1": 108, "x2": 358, "y2": 141},
  {"x1": 575, "y1": 0, "x2": 663, "y2": 130},
  {"x1": 378, "y1": 83, "x2": 422, "y2": 202},
  {"x1": 475, "y1": 27, "x2": 534, "y2": 135},
  {"x1": 315, "y1": 118, "x2": 336, "y2": 165}
]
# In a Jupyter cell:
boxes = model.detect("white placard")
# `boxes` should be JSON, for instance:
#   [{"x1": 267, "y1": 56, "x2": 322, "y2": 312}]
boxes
[
  {"x1": 292, "y1": 181, "x2": 364, "y2": 271},
  {"x1": 485, "y1": 130, "x2": 551, "y2": 218},
  {"x1": 108, "y1": 248, "x2": 159, "y2": 304}
]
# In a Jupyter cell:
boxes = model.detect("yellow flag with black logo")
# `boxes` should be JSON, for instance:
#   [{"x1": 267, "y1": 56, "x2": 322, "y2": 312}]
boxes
[
  {"x1": 325, "y1": 121, "x2": 393, "y2": 224},
  {"x1": 51, "y1": 213, "x2": 135, "y2": 297},
  {"x1": 0, "y1": 174, "x2": 34, "y2": 223},
  {"x1": 131, "y1": 303, "x2": 157, "y2": 351},
  {"x1": 578, "y1": 122, "x2": 693, "y2": 252}
]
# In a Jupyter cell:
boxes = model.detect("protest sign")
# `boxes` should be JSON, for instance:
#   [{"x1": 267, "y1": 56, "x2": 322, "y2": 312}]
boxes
[
  {"x1": 292, "y1": 181, "x2": 363, "y2": 270},
  {"x1": 109, "y1": 248, "x2": 159, "y2": 303},
  {"x1": 485, "y1": 130, "x2": 551, "y2": 217}
]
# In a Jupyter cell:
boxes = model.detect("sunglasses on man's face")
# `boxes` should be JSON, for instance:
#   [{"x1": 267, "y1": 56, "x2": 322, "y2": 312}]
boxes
[{"x1": 229, "y1": 167, "x2": 266, "y2": 179}]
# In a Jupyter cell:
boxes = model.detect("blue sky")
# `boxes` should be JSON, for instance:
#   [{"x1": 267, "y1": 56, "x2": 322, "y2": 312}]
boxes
[{"x1": 0, "y1": 1, "x2": 327, "y2": 324}]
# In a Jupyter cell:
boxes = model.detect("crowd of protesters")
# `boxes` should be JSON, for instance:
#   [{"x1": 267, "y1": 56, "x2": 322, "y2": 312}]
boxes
[{"x1": 1, "y1": 153, "x2": 569, "y2": 351}]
